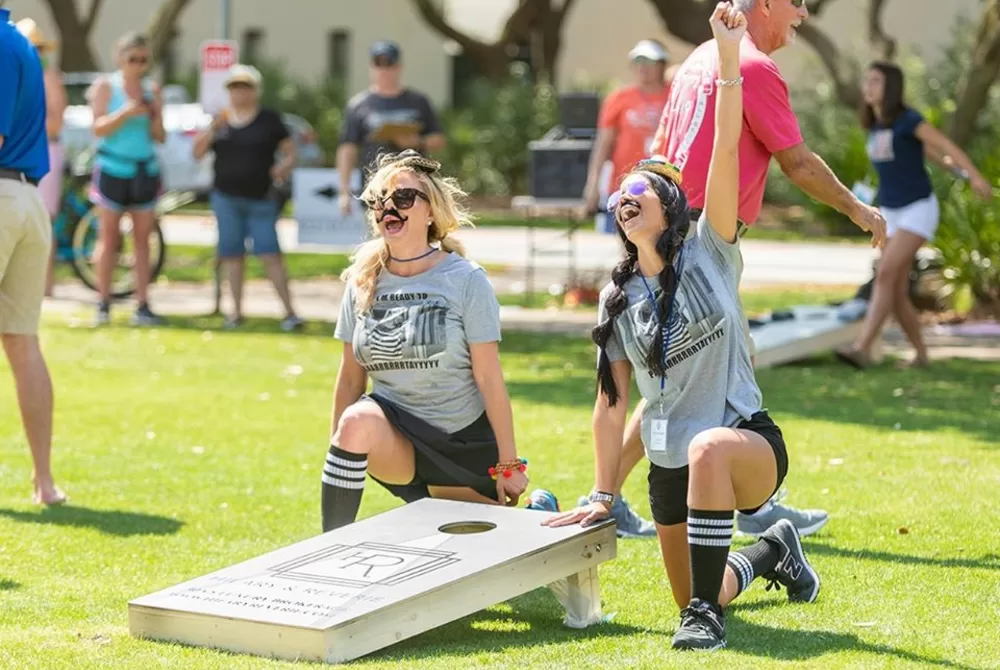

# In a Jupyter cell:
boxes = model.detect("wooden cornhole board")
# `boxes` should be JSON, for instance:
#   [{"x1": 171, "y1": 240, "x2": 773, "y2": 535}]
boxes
[
  {"x1": 751, "y1": 305, "x2": 880, "y2": 369},
  {"x1": 128, "y1": 499, "x2": 616, "y2": 664}
]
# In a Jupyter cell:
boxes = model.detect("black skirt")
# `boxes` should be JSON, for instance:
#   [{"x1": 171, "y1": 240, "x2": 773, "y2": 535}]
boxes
[{"x1": 364, "y1": 394, "x2": 501, "y2": 503}]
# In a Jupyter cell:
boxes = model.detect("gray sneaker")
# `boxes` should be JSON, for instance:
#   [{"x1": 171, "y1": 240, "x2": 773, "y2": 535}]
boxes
[
  {"x1": 280, "y1": 315, "x2": 305, "y2": 332},
  {"x1": 737, "y1": 491, "x2": 828, "y2": 538},
  {"x1": 578, "y1": 495, "x2": 657, "y2": 538},
  {"x1": 130, "y1": 304, "x2": 165, "y2": 327}
]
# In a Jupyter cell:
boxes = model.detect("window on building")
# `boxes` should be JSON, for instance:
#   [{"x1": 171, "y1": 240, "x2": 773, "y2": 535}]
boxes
[
  {"x1": 328, "y1": 29, "x2": 350, "y2": 82},
  {"x1": 242, "y1": 28, "x2": 264, "y2": 64}
]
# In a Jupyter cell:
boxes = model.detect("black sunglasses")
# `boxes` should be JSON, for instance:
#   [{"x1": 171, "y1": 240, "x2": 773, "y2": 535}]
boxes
[{"x1": 367, "y1": 187, "x2": 429, "y2": 210}]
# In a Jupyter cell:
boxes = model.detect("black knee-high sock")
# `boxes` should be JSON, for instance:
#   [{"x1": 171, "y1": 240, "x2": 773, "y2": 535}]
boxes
[
  {"x1": 321, "y1": 445, "x2": 367, "y2": 532},
  {"x1": 726, "y1": 539, "x2": 781, "y2": 597},
  {"x1": 687, "y1": 509, "x2": 734, "y2": 605}
]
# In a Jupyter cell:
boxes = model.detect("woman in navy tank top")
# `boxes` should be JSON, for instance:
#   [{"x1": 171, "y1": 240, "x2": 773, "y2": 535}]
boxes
[{"x1": 836, "y1": 62, "x2": 993, "y2": 369}]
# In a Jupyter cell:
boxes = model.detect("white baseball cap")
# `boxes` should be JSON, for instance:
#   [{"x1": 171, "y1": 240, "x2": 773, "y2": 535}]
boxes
[
  {"x1": 628, "y1": 39, "x2": 669, "y2": 63},
  {"x1": 225, "y1": 64, "x2": 262, "y2": 88}
]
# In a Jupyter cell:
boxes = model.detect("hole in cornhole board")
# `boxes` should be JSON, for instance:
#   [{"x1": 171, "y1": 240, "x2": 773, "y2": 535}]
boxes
[{"x1": 438, "y1": 521, "x2": 497, "y2": 535}]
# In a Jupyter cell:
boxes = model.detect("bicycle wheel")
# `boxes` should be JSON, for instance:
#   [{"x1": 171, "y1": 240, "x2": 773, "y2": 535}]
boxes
[{"x1": 69, "y1": 207, "x2": 167, "y2": 299}]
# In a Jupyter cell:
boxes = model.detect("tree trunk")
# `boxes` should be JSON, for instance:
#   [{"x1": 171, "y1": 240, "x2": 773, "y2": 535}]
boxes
[
  {"x1": 947, "y1": 0, "x2": 1000, "y2": 147},
  {"x1": 43, "y1": 0, "x2": 102, "y2": 71},
  {"x1": 145, "y1": 0, "x2": 194, "y2": 67},
  {"x1": 411, "y1": 0, "x2": 577, "y2": 84}
]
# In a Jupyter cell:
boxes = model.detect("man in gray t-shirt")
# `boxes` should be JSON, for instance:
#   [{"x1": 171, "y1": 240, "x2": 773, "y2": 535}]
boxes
[
  {"x1": 335, "y1": 253, "x2": 501, "y2": 433},
  {"x1": 335, "y1": 41, "x2": 446, "y2": 216}
]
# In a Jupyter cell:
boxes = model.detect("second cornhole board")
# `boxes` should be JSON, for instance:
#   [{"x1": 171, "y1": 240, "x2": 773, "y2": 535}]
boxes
[
  {"x1": 128, "y1": 499, "x2": 616, "y2": 664},
  {"x1": 751, "y1": 305, "x2": 878, "y2": 369}
]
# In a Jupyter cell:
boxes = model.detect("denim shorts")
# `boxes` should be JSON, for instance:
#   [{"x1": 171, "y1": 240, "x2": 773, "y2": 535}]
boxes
[{"x1": 210, "y1": 190, "x2": 281, "y2": 258}]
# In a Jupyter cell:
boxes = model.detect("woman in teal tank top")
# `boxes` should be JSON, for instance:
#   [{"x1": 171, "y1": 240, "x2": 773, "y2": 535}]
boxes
[{"x1": 88, "y1": 32, "x2": 165, "y2": 326}]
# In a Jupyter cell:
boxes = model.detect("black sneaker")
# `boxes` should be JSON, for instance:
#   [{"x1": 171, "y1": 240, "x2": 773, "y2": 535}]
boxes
[
  {"x1": 761, "y1": 518, "x2": 821, "y2": 603},
  {"x1": 130, "y1": 304, "x2": 165, "y2": 327},
  {"x1": 671, "y1": 598, "x2": 726, "y2": 651}
]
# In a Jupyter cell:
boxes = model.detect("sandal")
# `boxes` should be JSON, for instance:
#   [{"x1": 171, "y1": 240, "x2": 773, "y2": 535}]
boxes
[{"x1": 835, "y1": 347, "x2": 872, "y2": 370}]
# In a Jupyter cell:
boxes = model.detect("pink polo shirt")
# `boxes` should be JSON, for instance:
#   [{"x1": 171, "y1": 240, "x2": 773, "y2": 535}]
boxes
[{"x1": 652, "y1": 36, "x2": 803, "y2": 225}]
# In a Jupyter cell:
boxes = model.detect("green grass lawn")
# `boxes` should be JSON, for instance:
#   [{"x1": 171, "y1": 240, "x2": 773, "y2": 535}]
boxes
[{"x1": 1, "y1": 323, "x2": 998, "y2": 669}]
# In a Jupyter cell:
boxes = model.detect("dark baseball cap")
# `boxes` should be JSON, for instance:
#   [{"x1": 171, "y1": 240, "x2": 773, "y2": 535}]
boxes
[{"x1": 370, "y1": 40, "x2": 401, "y2": 65}]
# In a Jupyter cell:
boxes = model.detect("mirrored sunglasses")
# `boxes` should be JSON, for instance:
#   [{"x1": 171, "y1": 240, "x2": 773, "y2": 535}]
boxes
[{"x1": 606, "y1": 177, "x2": 649, "y2": 213}]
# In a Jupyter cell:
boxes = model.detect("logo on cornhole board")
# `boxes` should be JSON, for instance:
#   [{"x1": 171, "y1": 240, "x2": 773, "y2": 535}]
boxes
[{"x1": 268, "y1": 542, "x2": 460, "y2": 589}]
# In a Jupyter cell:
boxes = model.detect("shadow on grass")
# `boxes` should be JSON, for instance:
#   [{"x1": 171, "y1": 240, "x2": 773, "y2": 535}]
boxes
[
  {"x1": 757, "y1": 357, "x2": 1000, "y2": 444},
  {"x1": 804, "y1": 541, "x2": 1000, "y2": 572},
  {"x1": 0, "y1": 579, "x2": 19, "y2": 591},
  {"x1": 0, "y1": 505, "x2": 183, "y2": 537},
  {"x1": 358, "y1": 589, "x2": 661, "y2": 665},
  {"x1": 729, "y1": 618, "x2": 979, "y2": 668}
]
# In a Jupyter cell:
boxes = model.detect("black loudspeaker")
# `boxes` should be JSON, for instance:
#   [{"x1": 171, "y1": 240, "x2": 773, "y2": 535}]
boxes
[
  {"x1": 558, "y1": 93, "x2": 600, "y2": 140},
  {"x1": 528, "y1": 136, "x2": 593, "y2": 200}
]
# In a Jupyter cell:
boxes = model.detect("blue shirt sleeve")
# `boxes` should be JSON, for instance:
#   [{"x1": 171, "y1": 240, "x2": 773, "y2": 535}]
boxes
[
  {"x1": 0, "y1": 39, "x2": 20, "y2": 137},
  {"x1": 897, "y1": 109, "x2": 924, "y2": 137}
]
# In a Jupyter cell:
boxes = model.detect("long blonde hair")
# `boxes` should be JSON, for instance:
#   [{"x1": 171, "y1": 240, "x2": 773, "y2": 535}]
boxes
[{"x1": 341, "y1": 151, "x2": 474, "y2": 313}]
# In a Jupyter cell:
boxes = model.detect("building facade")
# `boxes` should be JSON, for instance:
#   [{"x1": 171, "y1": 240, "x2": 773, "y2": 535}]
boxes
[{"x1": 7, "y1": 0, "x2": 983, "y2": 109}]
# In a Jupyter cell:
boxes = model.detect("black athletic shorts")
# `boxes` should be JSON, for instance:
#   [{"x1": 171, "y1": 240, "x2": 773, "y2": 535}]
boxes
[
  {"x1": 363, "y1": 394, "x2": 501, "y2": 503},
  {"x1": 647, "y1": 410, "x2": 789, "y2": 527},
  {"x1": 95, "y1": 161, "x2": 161, "y2": 212}
]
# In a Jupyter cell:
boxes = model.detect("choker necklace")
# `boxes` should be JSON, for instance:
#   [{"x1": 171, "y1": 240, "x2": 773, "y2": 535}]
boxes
[{"x1": 390, "y1": 247, "x2": 438, "y2": 263}]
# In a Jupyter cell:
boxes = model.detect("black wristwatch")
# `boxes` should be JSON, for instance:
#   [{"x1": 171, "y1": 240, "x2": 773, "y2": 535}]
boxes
[{"x1": 588, "y1": 490, "x2": 615, "y2": 506}]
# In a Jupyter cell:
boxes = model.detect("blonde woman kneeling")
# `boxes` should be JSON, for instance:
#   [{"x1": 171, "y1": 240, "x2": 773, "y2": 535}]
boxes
[{"x1": 322, "y1": 151, "x2": 528, "y2": 531}]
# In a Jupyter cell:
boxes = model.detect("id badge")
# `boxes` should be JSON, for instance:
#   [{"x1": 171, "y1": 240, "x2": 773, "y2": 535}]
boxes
[{"x1": 649, "y1": 418, "x2": 668, "y2": 452}]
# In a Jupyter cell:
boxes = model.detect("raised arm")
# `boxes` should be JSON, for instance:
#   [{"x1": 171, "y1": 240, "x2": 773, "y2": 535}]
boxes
[
  {"x1": 916, "y1": 121, "x2": 993, "y2": 199},
  {"x1": 703, "y1": 2, "x2": 747, "y2": 243}
]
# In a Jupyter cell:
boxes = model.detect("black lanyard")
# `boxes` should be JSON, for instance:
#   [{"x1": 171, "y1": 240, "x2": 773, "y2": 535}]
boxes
[{"x1": 638, "y1": 247, "x2": 684, "y2": 392}]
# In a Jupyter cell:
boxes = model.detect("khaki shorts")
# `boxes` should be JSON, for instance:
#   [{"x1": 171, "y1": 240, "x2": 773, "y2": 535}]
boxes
[{"x1": 0, "y1": 179, "x2": 51, "y2": 335}]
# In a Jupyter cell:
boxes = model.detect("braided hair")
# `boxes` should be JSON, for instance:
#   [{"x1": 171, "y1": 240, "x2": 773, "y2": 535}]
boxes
[{"x1": 592, "y1": 169, "x2": 692, "y2": 406}]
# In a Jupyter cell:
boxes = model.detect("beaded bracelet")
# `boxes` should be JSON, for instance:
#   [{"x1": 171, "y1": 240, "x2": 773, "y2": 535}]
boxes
[
  {"x1": 717, "y1": 76, "x2": 744, "y2": 87},
  {"x1": 488, "y1": 458, "x2": 528, "y2": 480}
]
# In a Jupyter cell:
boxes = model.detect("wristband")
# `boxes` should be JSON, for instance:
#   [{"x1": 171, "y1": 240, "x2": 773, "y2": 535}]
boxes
[
  {"x1": 588, "y1": 490, "x2": 614, "y2": 506},
  {"x1": 716, "y1": 76, "x2": 744, "y2": 87}
]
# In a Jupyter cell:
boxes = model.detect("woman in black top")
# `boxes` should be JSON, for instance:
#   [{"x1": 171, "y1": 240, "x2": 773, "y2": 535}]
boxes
[{"x1": 193, "y1": 64, "x2": 303, "y2": 331}]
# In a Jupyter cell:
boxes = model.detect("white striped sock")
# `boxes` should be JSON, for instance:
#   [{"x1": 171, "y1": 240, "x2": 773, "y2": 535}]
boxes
[
  {"x1": 322, "y1": 448, "x2": 367, "y2": 489},
  {"x1": 688, "y1": 514, "x2": 734, "y2": 548}
]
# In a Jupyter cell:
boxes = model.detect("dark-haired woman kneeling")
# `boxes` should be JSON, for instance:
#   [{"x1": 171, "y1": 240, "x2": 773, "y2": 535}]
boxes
[{"x1": 544, "y1": 3, "x2": 819, "y2": 652}]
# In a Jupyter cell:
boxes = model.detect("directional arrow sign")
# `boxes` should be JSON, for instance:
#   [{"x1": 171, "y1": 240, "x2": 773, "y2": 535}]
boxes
[
  {"x1": 314, "y1": 185, "x2": 337, "y2": 199},
  {"x1": 293, "y1": 168, "x2": 367, "y2": 247}
]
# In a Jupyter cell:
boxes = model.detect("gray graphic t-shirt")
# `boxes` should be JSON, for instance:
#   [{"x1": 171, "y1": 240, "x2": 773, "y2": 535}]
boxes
[
  {"x1": 335, "y1": 253, "x2": 501, "y2": 434},
  {"x1": 340, "y1": 88, "x2": 441, "y2": 175},
  {"x1": 599, "y1": 213, "x2": 763, "y2": 469}
]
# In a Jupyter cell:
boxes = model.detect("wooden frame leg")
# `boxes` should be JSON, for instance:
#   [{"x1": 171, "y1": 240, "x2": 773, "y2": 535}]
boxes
[{"x1": 547, "y1": 566, "x2": 603, "y2": 628}]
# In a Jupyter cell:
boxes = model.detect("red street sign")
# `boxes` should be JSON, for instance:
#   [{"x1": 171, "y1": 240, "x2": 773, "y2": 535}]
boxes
[{"x1": 201, "y1": 43, "x2": 236, "y2": 71}]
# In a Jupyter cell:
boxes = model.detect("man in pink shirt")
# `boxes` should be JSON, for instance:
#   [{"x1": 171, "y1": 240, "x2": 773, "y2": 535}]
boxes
[{"x1": 589, "y1": 0, "x2": 886, "y2": 540}]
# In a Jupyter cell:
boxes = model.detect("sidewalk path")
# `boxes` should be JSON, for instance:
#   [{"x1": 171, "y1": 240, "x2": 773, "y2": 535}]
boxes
[{"x1": 160, "y1": 214, "x2": 881, "y2": 287}]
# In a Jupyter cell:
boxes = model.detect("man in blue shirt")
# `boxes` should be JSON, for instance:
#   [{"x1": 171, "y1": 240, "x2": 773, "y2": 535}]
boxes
[{"x1": 0, "y1": 7, "x2": 66, "y2": 505}]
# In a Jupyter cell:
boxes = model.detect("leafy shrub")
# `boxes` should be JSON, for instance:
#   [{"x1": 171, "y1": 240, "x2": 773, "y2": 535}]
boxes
[
  {"x1": 772, "y1": 12, "x2": 1000, "y2": 314},
  {"x1": 438, "y1": 62, "x2": 560, "y2": 196}
]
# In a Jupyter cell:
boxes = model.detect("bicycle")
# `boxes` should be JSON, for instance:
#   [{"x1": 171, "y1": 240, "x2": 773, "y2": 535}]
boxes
[{"x1": 53, "y1": 164, "x2": 193, "y2": 298}]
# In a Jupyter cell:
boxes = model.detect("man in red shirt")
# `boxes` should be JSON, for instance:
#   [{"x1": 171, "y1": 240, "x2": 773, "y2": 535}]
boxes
[
  {"x1": 583, "y1": 40, "x2": 673, "y2": 228},
  {"x1": 593, "y1": 0, "x2": 887, "y2": 540}
]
